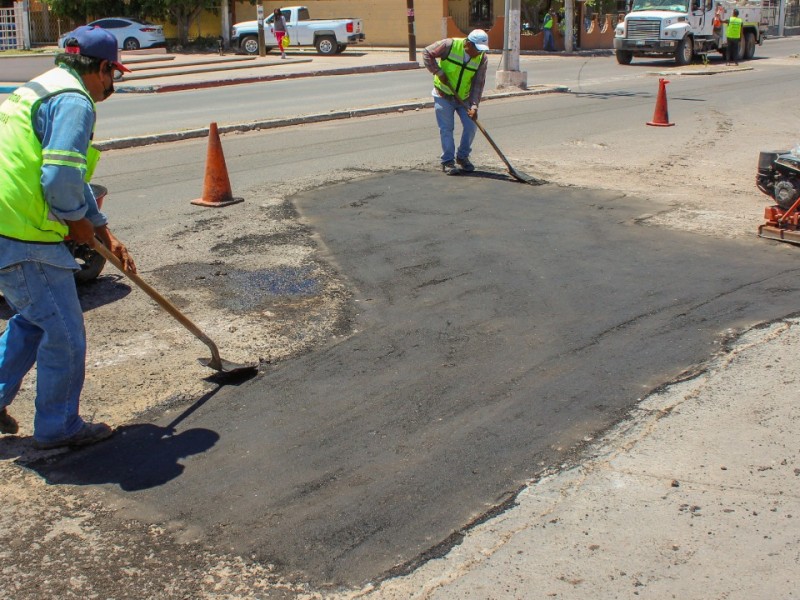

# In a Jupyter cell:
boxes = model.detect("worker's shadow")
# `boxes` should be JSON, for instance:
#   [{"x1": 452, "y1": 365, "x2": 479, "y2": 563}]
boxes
[{"x1": 15, "y1": 389, "x2": 223, "y2": 492}]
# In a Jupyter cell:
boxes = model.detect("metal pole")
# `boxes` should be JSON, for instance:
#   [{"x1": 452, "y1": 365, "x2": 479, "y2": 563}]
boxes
[
  {"x1": 778, "y1": 0, "x2": 786, "y2": 37},
  {"x1": 406, "y1": 0, "x2": 416, "y2": 61},
  {"x1": 221, "y1": 0, "x2": 230, "y2": 50},
  {"x1": 257, "y1": 3, "x2": 265, "y2": 57},
  {"x1": 503, "y1": 0, "x2": 511, "y2": 71}
]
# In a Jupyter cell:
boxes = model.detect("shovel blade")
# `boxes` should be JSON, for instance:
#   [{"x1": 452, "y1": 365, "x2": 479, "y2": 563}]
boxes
[
  {"x1": 198, "y1": 356, "x2": 259, "y2": 376},
  {"x1": 509, "y1": 166, "x2": 546, "y2": 186}
]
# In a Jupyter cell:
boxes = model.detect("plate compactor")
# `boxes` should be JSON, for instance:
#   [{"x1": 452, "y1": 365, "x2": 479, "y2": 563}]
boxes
[{"x1": 757, "y1": 148, "x2": 800, "y2": 244}]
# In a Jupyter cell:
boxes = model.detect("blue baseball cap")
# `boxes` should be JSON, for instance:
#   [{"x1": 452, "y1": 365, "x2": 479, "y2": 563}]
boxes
[{"x1": 64, "y1": 25, "x2": 130, "y2": 73}]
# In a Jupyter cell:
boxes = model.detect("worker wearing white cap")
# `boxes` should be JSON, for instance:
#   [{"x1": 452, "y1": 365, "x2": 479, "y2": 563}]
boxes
[{"x1": 423, "y1": 29, "x2": 490, "y2": 175}]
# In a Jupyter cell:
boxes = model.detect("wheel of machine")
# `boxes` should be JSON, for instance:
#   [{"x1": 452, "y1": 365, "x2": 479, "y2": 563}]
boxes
[
  {"x1": 241, "y1": 35, "x2": 259, "y2": 55},
  {"x1": 123, "y1": 37, "x2": 140, "y2": 51},
  {"x1": 336, "y1": 43, "x2": 348, "y2": 53},
  {"x1": 775, "y1": 179, "x2": 800, "y2": 211},
  {"x1": 675, "y1": 36, "x2": 693, "y2": 66},
  {"x1": 616, "y1": 50, "x2": 633, "y2": 65},
  {"x1": 315, "y1": 35, "x2": 337, "y2": 55},
  {"x1": 71, "y1": 243, "x2": 107, "y2": 283},
  {"x1": 743, "y1": 31, "x2": 756, "y2": 60}
]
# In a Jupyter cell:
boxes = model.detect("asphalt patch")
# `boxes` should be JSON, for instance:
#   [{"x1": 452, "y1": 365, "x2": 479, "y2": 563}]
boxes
[{"x1": 32, "y1": 171, "x2": 800, "y2": 590}]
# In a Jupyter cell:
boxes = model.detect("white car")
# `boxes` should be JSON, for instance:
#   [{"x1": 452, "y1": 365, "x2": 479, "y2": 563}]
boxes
[{"x1": 59, "y1": 17, "x2": 166, "y2": 51}]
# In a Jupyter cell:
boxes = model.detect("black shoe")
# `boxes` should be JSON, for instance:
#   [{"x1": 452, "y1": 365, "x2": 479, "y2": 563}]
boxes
[
  {"x1": 442, "y1": 160, "x2": 460, "y2": 175},
  {"x1": 0, "y1": 408, "x2": 18, "y2": 435},
  {"x1": 33, "y1": 422, "x2": 114, "y2": 450},
  {"x1": 456, "y1": 157, "x2": 475, "y2": 173}
]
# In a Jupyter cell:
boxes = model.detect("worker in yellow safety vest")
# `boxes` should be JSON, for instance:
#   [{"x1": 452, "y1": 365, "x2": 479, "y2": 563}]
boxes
[
  {"x1": 543, "y1": 10, "x2": 556, "y2": 52},
  {"x1": 724, "y1": 8, "x2": 743, "y2": 66},
  {"x1": 422, "y1": 29, "x2": 490, "y2": 175},
  {"x1": 0, "y1": 26, "x2": 136, "y2": 450}
]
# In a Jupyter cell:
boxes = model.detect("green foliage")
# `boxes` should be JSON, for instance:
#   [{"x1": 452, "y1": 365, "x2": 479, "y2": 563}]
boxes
[{"x1": 43, "y1": 0, "x2": 220, "y2": 46}]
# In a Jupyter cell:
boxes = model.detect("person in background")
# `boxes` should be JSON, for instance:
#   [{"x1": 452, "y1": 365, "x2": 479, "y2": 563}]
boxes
[
  {"x1": 0, "y1": 26, "x2": 136, "y2": 450},
  {"x1": 422, "y1": 29, "x2": 490, "y2": 176},
  {"x1": 724, "y1": 8, "x2": 743, "y2": 66},
  {"x1": 273, "y1": 8, "x2": 288, "y2": 59},
  {"x1": 543, "y1": 9, "x2": 556, "y2": 52}
]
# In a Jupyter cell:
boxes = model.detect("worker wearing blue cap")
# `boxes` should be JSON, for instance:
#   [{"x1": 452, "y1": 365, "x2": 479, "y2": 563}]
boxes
[{"x1": 0, "y1": 25, "x2": 136, "y2": 450}]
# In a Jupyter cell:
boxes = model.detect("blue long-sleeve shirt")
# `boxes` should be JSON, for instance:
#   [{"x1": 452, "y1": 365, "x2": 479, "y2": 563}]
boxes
[{"x1": 0, "y1": 79, "x2": 107, "y2": 270}]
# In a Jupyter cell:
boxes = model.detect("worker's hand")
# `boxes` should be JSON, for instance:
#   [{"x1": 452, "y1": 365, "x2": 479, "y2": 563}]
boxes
[
  {"x1": 95, "y1": 224, "x2": 137, "y2": 274},
  {"x1": 468, "y1": 107, "x2": 478, "y2": 120},
  {"x1": 66, "y1": 218, "x2": 95, "y2": 246}
]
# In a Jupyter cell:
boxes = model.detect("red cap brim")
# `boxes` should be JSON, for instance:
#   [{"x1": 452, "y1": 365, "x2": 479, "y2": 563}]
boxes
[{"x1": 112, "y1": 61, "x2": 131, "y2": 73}]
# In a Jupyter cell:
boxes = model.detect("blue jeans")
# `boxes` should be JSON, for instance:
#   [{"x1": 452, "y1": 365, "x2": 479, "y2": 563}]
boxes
[
  {"x1": 434, "y1": 94, "x2": 477, "y2": 164},
  {"x1": 543, "y1": 28, "x2": 556, "y2": 51},
  {"x1": 0, "y1": 260, "x2": 86, "y2": 443}
]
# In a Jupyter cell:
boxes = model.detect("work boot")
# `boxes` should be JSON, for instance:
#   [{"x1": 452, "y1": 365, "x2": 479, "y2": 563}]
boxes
[
  {"x1": 0, "y1": 408, "x2": 18, "y2": 435},
  {"x1": 33, "y1": 422, "x2": 114, "y2": 450},
  {"x1": 456, "y1": 157, "x2": 475, "y2": 173},
  {"x1": 442, "y1": 160, "x2": 460, "y2": 176}
]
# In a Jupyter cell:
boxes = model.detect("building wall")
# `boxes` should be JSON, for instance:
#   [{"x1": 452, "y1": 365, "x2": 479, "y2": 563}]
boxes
[
  {"x1": 232, "y1": 0, "x2": 449, "y2": 46},
  {"x1": 161, "y1": 10, "x2": 222, "y2": 40}
]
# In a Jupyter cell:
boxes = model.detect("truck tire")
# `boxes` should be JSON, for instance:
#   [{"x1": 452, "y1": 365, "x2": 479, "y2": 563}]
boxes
[
  {"x1": 336, "y1": 43, "x2": 348, "y2": 53},
  {"x1": 616, "y1": 50, "x2": 633, "y2": 65},
  {"x1": 743, "y1": 31, "x2": 756, "y2": 60},
  {"x1": 315, "y1": 35, "x2": 337, "y2": 55},
  {"x1": 241, "y1": 35, "x2": 258, "y2": 55},
  {"x1": 675, "y1": 36, "x2": 693, "y2": 66}
]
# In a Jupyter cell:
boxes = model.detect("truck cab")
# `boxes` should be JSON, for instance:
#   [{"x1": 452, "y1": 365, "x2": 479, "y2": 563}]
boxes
[{"x1": 614, "y1": 0, "x2": 766, "y2": 66}]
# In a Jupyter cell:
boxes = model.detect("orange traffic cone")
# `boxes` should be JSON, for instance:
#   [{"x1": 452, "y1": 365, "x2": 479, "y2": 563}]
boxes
[
  {"x1": 646, "y1": 78, "x2": 675, "y2": 127},
  {"x1": 191, "y1": 122, "x2": 244, "y2": 207}
]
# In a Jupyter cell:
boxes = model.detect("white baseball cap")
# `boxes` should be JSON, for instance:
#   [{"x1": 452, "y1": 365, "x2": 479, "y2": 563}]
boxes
[{"x1": 467, "y1": 29, "x2": 490, "y2": 52}]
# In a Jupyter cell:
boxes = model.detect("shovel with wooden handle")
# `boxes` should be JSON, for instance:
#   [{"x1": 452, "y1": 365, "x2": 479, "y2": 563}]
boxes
[
  {"x1": 453, "y1": 95, "x2": 545, "y2": 185},
  {"x1": 94, "y1": 241, "x2": 259, "y2": 378}
]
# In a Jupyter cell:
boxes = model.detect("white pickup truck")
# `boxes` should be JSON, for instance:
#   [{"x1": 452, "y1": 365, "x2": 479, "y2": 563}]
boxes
[{"x1": 231, "y1": 5, "x2": 365, "y2": 56}]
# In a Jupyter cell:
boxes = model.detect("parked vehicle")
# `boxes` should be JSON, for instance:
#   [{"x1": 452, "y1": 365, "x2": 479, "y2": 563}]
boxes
[
  {"x1": 614, "y1": 0, "x2": 767, "y2": 65},
  {"x1": 231, "y1": 6, "x2": 365, "y2": 56},
  {"x1": 59, "y1": 17, "x2": 165, "y2": 51}
]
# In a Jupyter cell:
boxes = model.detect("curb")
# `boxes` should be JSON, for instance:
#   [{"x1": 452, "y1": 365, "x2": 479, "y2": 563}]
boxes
[
  {"x1": 95, "y1": 85, "x2": 569, "y2": 151},
  {"x1": 115, "y1": 61, "x2": 421, "y2": 93}
]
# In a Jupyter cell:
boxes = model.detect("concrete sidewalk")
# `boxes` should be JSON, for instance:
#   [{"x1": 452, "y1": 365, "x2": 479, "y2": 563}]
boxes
[{"x1": 0, "y1": 47, "x2": 421, "y2": 94}]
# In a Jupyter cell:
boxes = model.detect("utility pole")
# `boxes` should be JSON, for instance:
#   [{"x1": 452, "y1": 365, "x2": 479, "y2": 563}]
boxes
[
  {"x1": 221, "y1": 0, "x2": 231, "y2": 50},
  {"x1": 496, "y1": 0, "x2": 527, "y2": 89},
  {"x1": 564, "y1": 0, "x2": 575, "y2": 52},
  {"x1": 406, "y1": 0, "x2": 416, "y2": 62},
  {"x1": 257, "y1": 3, "x2": 265, "y2": 57}
]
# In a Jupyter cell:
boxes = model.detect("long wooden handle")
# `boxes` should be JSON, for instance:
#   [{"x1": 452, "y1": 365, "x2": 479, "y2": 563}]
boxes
[{"x1": 93, "y1": 241, "x2": 222, "y2": 365}]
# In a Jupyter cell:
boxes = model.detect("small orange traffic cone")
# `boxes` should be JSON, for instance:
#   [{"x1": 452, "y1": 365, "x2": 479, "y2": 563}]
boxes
[
  {"x1": 646, "y1": 78, "x2": 675, "y2": 127},
  {"x1": 191, "y1": 122, "x2": 244, "y2": 207}
]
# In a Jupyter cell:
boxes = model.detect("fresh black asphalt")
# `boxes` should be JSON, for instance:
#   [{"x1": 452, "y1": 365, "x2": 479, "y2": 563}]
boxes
[{"x1": 33, "y1": 170, "x2": 800, "y2": 588}]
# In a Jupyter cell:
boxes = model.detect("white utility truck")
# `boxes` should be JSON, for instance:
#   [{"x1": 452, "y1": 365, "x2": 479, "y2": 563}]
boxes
[
  {"x1": 614, "y1": 0, "x2": 767, "y2": 65},
  {"x1": 232, "y1": 5, "x2": 365, "y2": 56}
]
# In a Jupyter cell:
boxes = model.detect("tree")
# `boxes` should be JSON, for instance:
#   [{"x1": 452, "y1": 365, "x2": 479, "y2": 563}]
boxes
[
  {"x1": 43, "y1": 0, "x2": 218, "y2": 46},
  {"x1": 44, "y1": 0, "x2": 131, "y2": 21},
  {"x1": 139, "y1": 0, "x2": 219, "y2": 46}
]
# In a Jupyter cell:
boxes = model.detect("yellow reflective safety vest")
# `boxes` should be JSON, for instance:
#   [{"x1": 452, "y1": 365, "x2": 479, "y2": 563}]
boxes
[
  {"x1": 726, "y1": 16, "x2": 743, "y2": 40},
  {"x1": 544, "y1": 14, "x2": 554, "y2": 30},
  {"x1": 433, "y1": 38, "x2": 484, "y2": 101},
  {"x1": 0, "y1": 66, "x2": 99, "y2": 243}
]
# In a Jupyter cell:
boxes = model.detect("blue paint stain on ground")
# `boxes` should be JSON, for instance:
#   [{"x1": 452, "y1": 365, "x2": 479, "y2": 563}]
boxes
[
  {"x1": 152, "y1": 263, "x2": 321, "y2": 312},
  {"x1": 233, "y1": 266, "x2": 318, "y2": 296}
]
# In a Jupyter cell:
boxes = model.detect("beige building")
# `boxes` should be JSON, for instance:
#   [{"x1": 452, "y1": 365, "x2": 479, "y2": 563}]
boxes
[{"x1": 230, "y1": 0, "x2": 499, "y2": 47}]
